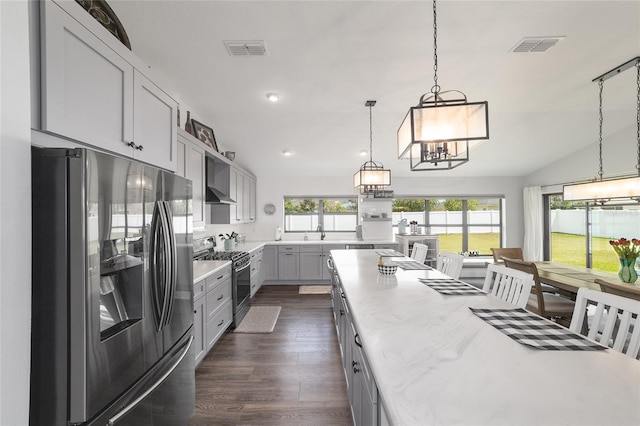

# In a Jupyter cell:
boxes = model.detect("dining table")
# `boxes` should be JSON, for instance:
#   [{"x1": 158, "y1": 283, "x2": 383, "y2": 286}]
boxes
[{"x1": 534, "y1": 261, "x2": 640, "y2": 300}]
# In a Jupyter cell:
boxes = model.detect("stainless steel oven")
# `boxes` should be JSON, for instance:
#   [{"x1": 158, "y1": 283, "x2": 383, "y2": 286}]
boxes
[{"x1": 192, "y1": 239, "x2": 251, "y2": 328}]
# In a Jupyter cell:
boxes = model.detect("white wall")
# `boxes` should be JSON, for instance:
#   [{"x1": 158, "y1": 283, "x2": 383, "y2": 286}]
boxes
[
  {"x1": 0, "y1": 1, "x2": 32, "y2": 424},
  {"x1": 525, "y1": 123, "x2": 637, "y2": 188},
  {"x1": 213, "y1": 174, "x2": 526, "y2": 248}
]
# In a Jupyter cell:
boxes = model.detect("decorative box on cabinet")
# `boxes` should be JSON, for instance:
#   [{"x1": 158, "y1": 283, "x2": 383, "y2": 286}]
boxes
[{"x1": 39, "y1": 1, "x2": 177, "y2": 171}]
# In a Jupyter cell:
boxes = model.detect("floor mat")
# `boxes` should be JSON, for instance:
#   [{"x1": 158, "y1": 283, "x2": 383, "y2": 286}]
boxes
[
  {"x1": 298, "y1": 285, "x2": 332, "y2": 295},
  {"x1": 234, "y1": 306, "x2": 281, "y2": 333}
]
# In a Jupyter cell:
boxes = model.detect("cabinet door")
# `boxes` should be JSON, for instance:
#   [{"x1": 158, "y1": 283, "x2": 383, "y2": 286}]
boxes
[
  {"x1": 229, "y1": 167, "x2": 242, "y2": 223},
  {"x1": 264, "y1": 246, "x2": 278, "y2": 281},
  {"x1": 248, "y1": 178, "x2": 256, "y2": 222},
  {"x1": 133, "y1": 71, "x2": 177, "y2": 171},
  {"x1": 242, "y1": 174, "x2": 251, "y2": 223},
  {"x1": 187, "y1": 142, "x2": 205, "y2": 227},
  {"x1": 41, "y1": 1, "x2": 134, "y2": 155},
  {"x1": 193, "y1": 296, "x2": 206, "y2": 366},
  {"x1": 278, "y1": 253, "x2": 300, "y2": 280},
  {"x1": 176, "y1": 136, "x2": 187, "y2": 177},
  {"x1": 300, "y1": 252, "x2": 323, "y2": 280}
]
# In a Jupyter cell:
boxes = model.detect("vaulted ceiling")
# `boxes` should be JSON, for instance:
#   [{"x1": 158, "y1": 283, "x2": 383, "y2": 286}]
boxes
[{"x1": 110, "y1": 1, "x2": 640, "y2": 180}]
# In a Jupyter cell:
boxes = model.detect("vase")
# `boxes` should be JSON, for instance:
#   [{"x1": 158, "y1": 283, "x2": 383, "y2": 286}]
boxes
[
  {"x1": 617, "y1": 258, "x2": 638, "y2": 284},
  {"x1": 184, "y1": 111, "x2": 192, "y2": 134}
]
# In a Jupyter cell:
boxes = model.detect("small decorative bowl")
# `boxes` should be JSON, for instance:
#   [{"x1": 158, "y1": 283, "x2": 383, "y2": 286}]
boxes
[{"x1": 378, "y1": 264, "x2": 398, "y2": 275}]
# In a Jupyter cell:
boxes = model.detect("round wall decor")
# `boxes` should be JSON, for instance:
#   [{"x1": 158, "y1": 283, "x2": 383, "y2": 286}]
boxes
[{"x1": 263, "y1": 203, "x2": 276, "y2": 215}]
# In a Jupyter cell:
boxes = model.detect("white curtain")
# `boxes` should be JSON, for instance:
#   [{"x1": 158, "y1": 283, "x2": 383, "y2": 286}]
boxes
[{"x1": 523, "y1": 186, "x2": 543, "y2": 261}]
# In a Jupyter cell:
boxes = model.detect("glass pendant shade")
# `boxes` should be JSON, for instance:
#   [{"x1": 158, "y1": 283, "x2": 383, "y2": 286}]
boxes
[
  {"x1": 398, "y1": 100, "x2": 489, "y2": 171},
  {"x1": 563, "y1": 177, "x2": 640, "y2": 203},
  {"x1": 354, "y1": 162, "x2": 391, "y2": 194}
]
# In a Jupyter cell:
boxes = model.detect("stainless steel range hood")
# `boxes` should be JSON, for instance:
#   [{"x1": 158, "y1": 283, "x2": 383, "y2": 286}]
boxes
[
  {"x1": 206, "y1": 185, "x2": 235, "y2": 204},
  {"x1": 206, "y1": 156, "x2": 236, "y2": 204}
]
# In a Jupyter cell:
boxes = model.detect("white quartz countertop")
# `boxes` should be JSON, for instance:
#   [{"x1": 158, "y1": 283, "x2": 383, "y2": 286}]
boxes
[
  {"x1": 330, "y1": 249, "x2": 640, "y2": 426},
  {"x1": 225, "y1": 240, "x2": 397, "y2": 254},
  {"x1": 192, "y1": 260, "x2": 230, "y2": 283}
]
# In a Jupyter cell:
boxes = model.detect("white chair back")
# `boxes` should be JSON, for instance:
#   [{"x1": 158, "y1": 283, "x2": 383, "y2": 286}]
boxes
[
  {"x1": 569, "y1": 287, "x2": 640, "y2": 359},
  {"x1": 436, "y1": 251, "x2": 464, "y2": 279},
  {"x1": 410, "y1": 243, "x2": 428, "y2": 264},
  {"x1": 482, "y1": 263, "x2": 534, "y2": 309}
]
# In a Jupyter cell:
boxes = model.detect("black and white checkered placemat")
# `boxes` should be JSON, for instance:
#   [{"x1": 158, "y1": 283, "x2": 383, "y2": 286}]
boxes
[
  {"x1": 470, "y1": 308, "x2": 606, "y2": 351},
  {"x1": 420, "y1": 278, "x2": 486, "y2": 295},
  {"x1": 394, "y1": 260, "x2": 432, "y2": 270},
  {"x1": 375, "y1": 250, "x2": 404, "y2": 257}
]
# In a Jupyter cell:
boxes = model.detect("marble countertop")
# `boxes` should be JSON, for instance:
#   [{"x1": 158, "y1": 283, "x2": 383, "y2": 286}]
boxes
[
  {"x1": 330, "y1": 249, "x2": 640, "y2": 426},
  {"x1": 192, "y1": 260, "x2": 230, "y2": 283},
  {"x1": 221, "y1": 240, "x2": 397, "y2": 254}
]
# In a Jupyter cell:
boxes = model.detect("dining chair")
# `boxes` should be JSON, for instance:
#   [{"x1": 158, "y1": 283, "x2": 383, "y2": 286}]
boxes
[
  {"x1": 410, "y1": 243, "x2": 429, "y2": 264},
  {"x1": 569, "y1": 287, "x2": 640, "y2": 358},
  {"x1": 595, "y1": 278, "x2": 640, "y2": 302},
  {"x1": 482, "y1": 263, "x2": 534, "y2": 309},
  {"x1": 436, "y1": 251, "x2": 464, "y2": 280},
  {"x1": 490, "y1": 247, "x2": 523, "y2": 264},
  {"x1": 502, "y1": 257, "x2": 575, "y2": 326}
]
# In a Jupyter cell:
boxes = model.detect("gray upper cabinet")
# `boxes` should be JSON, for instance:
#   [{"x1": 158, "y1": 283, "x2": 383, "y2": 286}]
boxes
[
  {"x1": 176, "y1": 129, "x2": 205, "y2": 229},
  {"x1": 39, "y1": 0, "x2": 177, "y2": 171}
]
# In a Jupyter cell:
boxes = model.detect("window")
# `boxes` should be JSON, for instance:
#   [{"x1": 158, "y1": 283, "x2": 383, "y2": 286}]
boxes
[
  {"x1": 545, "y1": 194, "x2": 640, "y2": 272},
  {"x1": 392, "y1": 197, "x2": 503, "y2": 255},
  {"x1": 284, "y1": 197, "x2": 357, "y2": 232}
]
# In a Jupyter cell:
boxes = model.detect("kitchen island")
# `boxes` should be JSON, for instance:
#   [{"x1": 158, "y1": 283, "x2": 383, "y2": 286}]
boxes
[{"x1": 330, "y1": 249, "x2": 640, "y2": 425}]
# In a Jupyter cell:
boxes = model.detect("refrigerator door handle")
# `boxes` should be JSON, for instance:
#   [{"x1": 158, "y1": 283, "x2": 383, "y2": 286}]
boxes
[
  {"x1": 162, "y1": 201, "x2": 177, "y2": 327},
  {"x1": 158, "y1": 201, "x2": 177, "y2": 328},
  {"x1": 150, "y1": 201, "x2": 166, "y2": 331},
  {"x1": 106, "y1": 335, "x2": 193, "y2": 426}
]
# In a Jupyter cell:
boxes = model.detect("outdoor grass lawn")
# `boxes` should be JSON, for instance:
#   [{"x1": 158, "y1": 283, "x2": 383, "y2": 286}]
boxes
[{"x1": 437, "y1": 232, "x2": 621, "y2": 273}]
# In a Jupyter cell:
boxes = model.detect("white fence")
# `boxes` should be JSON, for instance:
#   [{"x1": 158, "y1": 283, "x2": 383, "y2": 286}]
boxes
[
  {"x1": 391, "y1": 211, "x2": 501, "y2": 234},
  {"x1": 550, "y1": 210, "x2": 640, "y2": 239}
]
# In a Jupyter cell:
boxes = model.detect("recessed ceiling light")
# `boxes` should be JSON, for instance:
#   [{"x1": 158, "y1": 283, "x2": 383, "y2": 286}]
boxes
[
  {"x1": 359, "y1": 150, "x2": 368, "y2": 157},
  {"x1": 282, "y1": 150, "x2": 291, "y2": 156},
  {"x1": 266, "y1": 93, "x2": 280, "y2": 102}
]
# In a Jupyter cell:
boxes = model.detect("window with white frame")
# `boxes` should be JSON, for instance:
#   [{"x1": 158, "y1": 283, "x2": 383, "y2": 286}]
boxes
[
  {"x1": 284, "y1": 197, "x2": 357, "y2": 232},
  {"x1": 392, "y1": 197, "x2": 504, "y2": 255}
]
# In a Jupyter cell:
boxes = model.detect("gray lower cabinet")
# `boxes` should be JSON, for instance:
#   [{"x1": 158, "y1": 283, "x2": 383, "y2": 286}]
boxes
[
  {"x1": 278, "y1": 245, "x2": 300, "y2": 280},
  {"x1": 334, "y1": 280, "x2": 379, "y2": 426},
  {"x1": 194, "y1": 264, "x2": 232, "y2": 366},
  {"x1": 250, "y1": 247, "x2": 264, "y2": 298},
  {"x1": 299, "y1": 245, "x2": 323, "y2": 280},
  {"x1": 264, "y1": 246, "x2": 278, "y2": 281}
]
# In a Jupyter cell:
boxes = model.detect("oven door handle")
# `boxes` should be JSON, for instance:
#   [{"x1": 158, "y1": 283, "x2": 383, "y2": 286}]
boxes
[{"x1": 235, "y1": 261, "x2": 251, "y2": 273}]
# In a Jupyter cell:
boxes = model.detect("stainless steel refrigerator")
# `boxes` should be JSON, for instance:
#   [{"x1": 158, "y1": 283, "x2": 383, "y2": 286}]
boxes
[{"x1": 30, "y1": 147, "x2": 195, "y2": 425}]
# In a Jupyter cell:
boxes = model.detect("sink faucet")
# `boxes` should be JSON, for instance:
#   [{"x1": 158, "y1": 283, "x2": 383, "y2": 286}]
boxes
[{"x1": 317, "y1": 224, "x2": 326, "y2": 240}]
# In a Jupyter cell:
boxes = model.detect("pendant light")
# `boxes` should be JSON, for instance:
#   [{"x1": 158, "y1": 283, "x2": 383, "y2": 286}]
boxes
[
  {"x1": 354, "y1": 100, "x2": 391, "y2": 195},
  {"x1": 563, "y1": 57, "x2": 640, "y2": 204},
  {"x1": 397, "y1": 0, "x2": 489, "y2": 171}
]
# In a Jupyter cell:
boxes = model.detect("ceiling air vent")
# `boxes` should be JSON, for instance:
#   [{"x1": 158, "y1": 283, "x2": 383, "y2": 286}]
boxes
[
  {"x1": 224, "y1": 40, "x2": 266, "y2": 57},
  {"x1": 510, "y1": 36, "x2": 565, "y2": 53}
]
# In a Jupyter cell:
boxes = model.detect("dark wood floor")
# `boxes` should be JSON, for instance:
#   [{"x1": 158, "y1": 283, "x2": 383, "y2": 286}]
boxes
[{"x1": 189, "y1": 285, "x2": 353, "y2": 425}]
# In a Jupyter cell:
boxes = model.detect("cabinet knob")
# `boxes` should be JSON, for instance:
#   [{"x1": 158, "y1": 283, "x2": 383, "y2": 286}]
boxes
[
  {"x1": 217, "y1": 294, "x2": 223, "y2": 301},
  {"x1": 217, "y1": 320, "x2": 224, "y2": 326},
  {"x1": 136, "y1": 144, "x2": 144, "y2": 151},
  {"x1": 127, "y1": 141, "x2": 136, "y2": 148}
]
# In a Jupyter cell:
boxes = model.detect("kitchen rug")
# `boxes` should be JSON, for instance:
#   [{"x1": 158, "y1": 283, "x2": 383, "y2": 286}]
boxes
[
  {"x1": 299, "y1": 285, "x2": 332, "y2": 295},
  {"x1": 234, "y1": 306, "x2": 281, "y2": 334}
]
